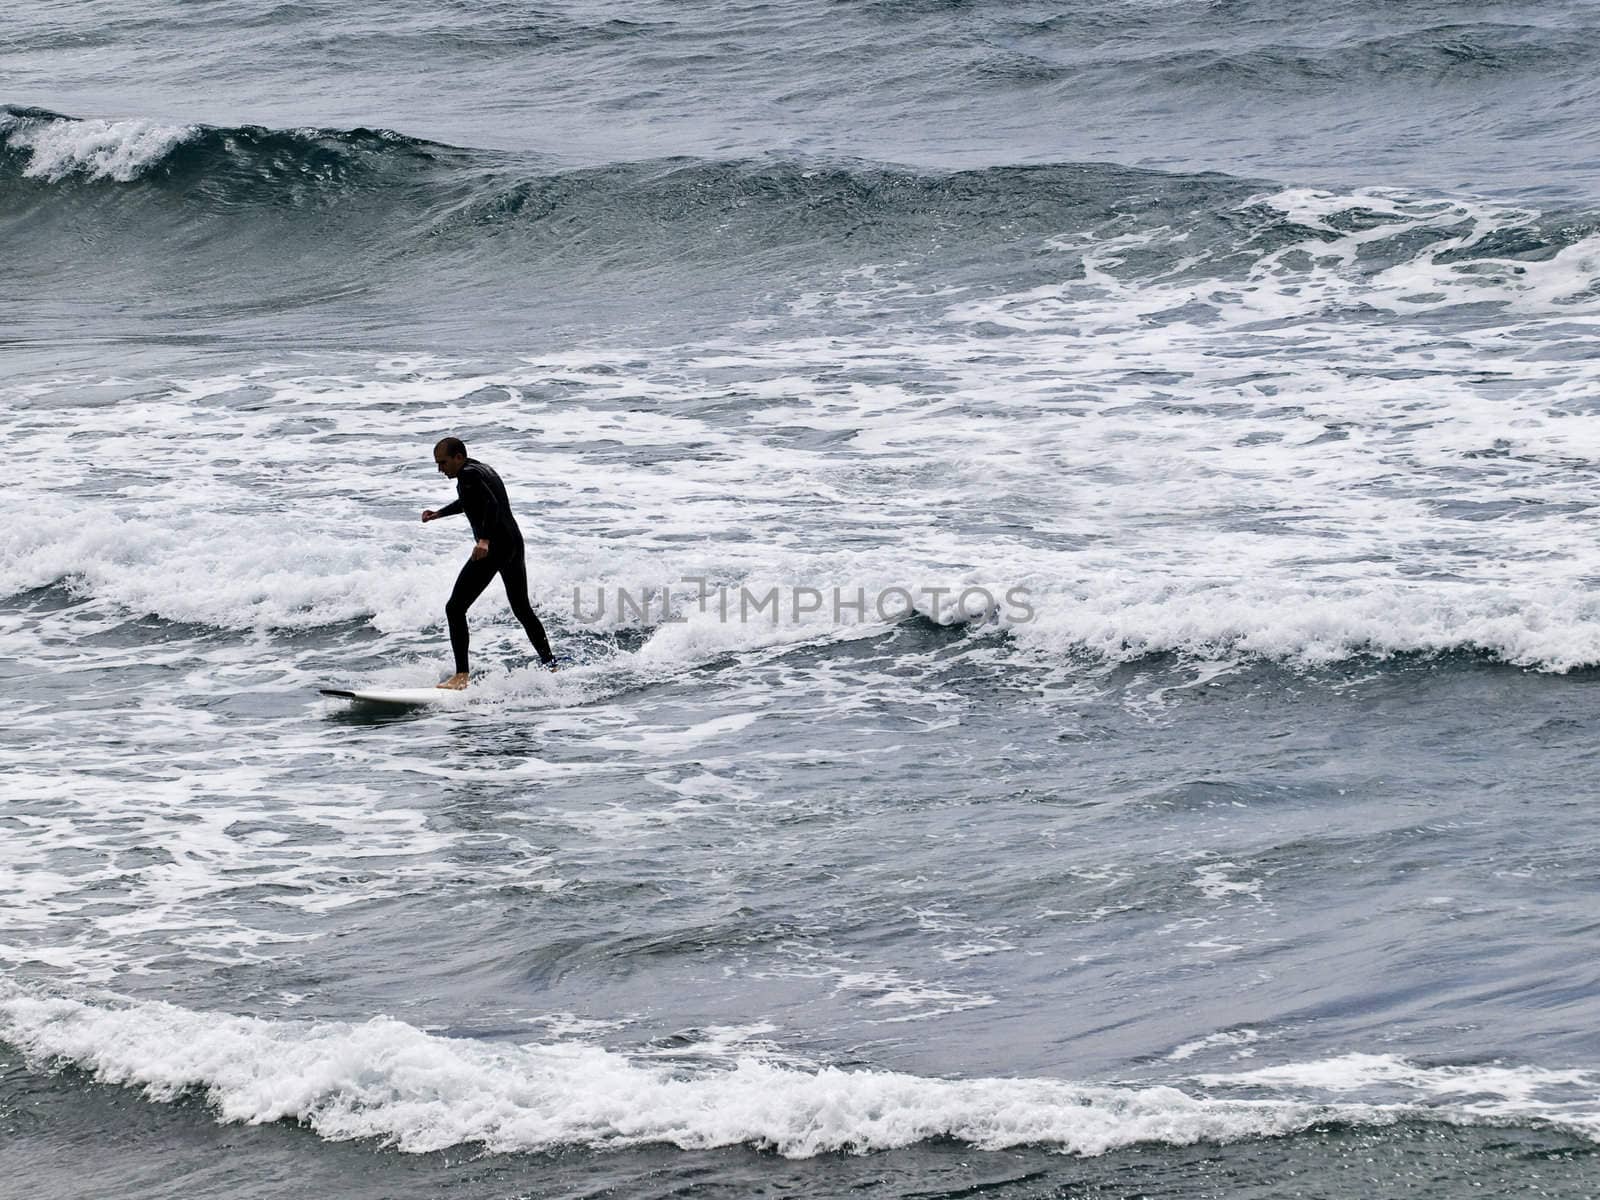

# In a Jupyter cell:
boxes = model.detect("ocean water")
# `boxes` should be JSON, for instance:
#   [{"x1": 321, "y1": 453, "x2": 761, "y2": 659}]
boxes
[{"x1": 6, "y1": 2, "x2": 1600, "y2": 1196}]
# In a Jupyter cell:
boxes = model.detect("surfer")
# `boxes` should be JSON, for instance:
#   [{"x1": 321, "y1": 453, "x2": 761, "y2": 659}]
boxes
[{"x1": 422, "y1": 438, "x2": 556, "y2": 688}]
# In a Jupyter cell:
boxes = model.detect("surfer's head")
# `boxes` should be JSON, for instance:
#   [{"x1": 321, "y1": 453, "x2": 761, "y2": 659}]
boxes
[{"x1": 433, "y1": 437, "x2": 468, "y2": 478}]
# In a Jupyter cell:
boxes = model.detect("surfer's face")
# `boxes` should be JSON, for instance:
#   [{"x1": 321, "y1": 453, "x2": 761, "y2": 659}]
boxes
[{"x1": 434, "y1": 450, "x2": 466, "y2": 478}]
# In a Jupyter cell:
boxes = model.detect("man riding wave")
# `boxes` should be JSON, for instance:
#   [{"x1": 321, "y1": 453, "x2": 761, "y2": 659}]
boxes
[{"x1": 422, "y1": 437, "x2": 556, "y2": 688}]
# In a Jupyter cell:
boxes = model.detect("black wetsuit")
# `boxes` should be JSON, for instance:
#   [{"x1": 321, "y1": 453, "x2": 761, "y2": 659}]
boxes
[{"x1": 433, "y1": 458, "x2": 554, "y2": 673}]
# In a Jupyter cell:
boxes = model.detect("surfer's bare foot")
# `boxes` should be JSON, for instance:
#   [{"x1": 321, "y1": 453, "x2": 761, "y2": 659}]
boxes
[{"x1": 437, "y1": 672, "x2": 469, "y2": 690}]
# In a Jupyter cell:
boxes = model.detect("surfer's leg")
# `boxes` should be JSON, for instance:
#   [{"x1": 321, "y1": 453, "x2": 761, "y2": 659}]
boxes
[
  {"x1": 500, "y1": 556, "x2": 556, "y2": 665},
  {"x1": 445, "y1": 557, "x2": 497, "y2": 675}
]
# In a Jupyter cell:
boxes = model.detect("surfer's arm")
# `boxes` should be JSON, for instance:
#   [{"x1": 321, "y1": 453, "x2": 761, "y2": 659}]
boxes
[
  {"x1": 420, "y1": 496, "x2": 488, "y2": 557},
  {"x1": 422, "y1": 498, "x2": 465, "y2": 522}
]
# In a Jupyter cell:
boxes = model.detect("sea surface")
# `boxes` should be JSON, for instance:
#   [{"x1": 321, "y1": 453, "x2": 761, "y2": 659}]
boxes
[{"x1": 6, "y1": 3, "x2": 1600, "y2": 1196}]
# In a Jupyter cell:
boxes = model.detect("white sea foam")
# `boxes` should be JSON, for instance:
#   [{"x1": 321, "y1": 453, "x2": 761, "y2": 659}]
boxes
[
  {"x1": 8, "y1": 320, "x2": 1600, "y2": 675},
  {"x1": 2, "y1": 113, "x2": 192, "y2": 181},
  {"x1": 1167, "y1": 1029, "x2": 1262, "y2": 1062},
  {"x1": 1197, "y1": 1053, "x2": 1600, "y2": 1138},
  {"x1": 1189, "y1": 863, "x2": 1264, "y2": 902},
  {"x1": 9, "y1": 182, "x2": 1600, "y2": 686},
  {"x1": 0, "y1": 742, "x2": 567, "y2": 983},
  {"x1": 4, "y1": 992, "x2": 1598, "y2": 1156},
  {"x1": 744, "y1": 938, "x2": 998, "y2": 1023},
  {"x1": 0, "y1": 990, "x2": 1368, "y2": 1155}
]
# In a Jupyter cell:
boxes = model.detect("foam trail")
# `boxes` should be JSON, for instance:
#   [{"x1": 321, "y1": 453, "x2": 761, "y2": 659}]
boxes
[{"x1": 1197, "y1": 1054, "x2": 1600, "y2": 1141}]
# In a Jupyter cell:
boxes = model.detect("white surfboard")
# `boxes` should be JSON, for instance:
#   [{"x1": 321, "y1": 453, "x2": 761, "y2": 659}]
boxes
[{"x1": 319, "y1": 686, "x2": 466, "y2": 708}]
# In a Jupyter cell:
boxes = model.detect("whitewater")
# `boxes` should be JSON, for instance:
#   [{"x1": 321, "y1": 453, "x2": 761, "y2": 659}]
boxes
[{"x1": 7, "y1": 3, "x2": 1600, "y2": 1198}]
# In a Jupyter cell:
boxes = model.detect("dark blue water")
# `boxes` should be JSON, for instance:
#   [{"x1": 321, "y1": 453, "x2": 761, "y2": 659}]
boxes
[{"x1": 6, "y1": 3, "x2": 1600, "y2": 1196}]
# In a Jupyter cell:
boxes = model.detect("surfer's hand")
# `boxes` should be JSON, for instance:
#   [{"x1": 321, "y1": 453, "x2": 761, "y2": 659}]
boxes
[
  {"x1": 421, "y1": 510, "x2": 436, "y2": 522},
  {"x1": 471, "y1": 539, "x2": 489, "y2": 560}
]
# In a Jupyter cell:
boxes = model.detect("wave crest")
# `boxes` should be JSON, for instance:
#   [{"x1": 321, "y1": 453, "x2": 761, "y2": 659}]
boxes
[
  {"x1": 6, "y1": 990, "x2": 1600, "y2": 1156},
  {"x1": 0, "y1": 105, "x2": 446, "y2": 187},
  {"x1": 0, "y1": 106, "x2": 192, "y2": 182}
]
